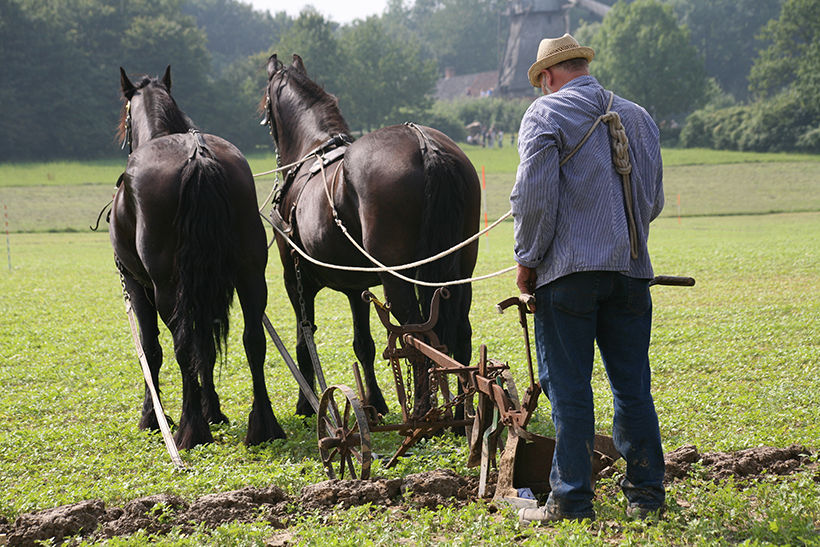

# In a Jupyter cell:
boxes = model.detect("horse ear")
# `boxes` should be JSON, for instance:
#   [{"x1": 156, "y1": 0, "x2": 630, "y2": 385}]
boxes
[
  {"x1": 266, "y1": 54, "x2": 282, "y2": 80},
  {"x1": 162, "y1": 65, "x2": 172, "y2": 91},
  {"x1": 120, "y1": 67, "x2": 136, "y2": 100},
  {"x1": 292, "y1": 54, "x2": 306, "y2": 75}
]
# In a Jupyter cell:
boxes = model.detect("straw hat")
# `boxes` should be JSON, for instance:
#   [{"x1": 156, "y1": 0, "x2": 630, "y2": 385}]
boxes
[{"x1": 527, "y1": 34, "x2": 595, "y2": 87}]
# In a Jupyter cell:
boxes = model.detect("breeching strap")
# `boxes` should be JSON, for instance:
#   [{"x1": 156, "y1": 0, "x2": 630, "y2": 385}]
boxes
[{"x1": 560, "y1": 91, "x2": 639, "y2": 259}]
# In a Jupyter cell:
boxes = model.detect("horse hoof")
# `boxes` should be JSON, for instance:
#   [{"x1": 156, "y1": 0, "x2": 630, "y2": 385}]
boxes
[
  {"x1": 295, "y1": 403, "x2": 317, "y2": 418},
  {"x1": 174, "y1": 428, "x2": 214, "y2": 450},
  {"x1": 206, "y1": 412, "x2": 230, "y2": 425},
  {"x1": 246, "y1": 405, "x2": 287, "y2": 445},
  {"x1": 139, "y1": 413, "x2": 176, "y2": 432},
  {"x1": 245, "y1": 425, "x2": 287, "y2": 446},
  {"x1": 371, "y1": 395, "x2": 390, "y2": 417}
]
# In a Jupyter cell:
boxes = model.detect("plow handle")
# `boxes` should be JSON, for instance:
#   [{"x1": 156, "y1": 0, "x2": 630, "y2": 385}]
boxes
[
  {"x1": 650, "y1": 275, "x2": 696, "y2": 287},
  {"x1": 495, "y1": 296, "x2": 537, "y2": 393}
]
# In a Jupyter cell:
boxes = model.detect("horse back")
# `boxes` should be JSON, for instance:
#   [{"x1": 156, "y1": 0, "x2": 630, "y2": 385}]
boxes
[
  {"x1": 111, "y1": 133, "x2": 263, "y2": 286},
  {"x1": 342, "y1": 125, "x2": 481, "y2": 263}
]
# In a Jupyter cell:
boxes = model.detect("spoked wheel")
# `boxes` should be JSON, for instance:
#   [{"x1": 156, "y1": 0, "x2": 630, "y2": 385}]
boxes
[{"x1": 317, "y1": 384, "x2": 372, "y2": 480}]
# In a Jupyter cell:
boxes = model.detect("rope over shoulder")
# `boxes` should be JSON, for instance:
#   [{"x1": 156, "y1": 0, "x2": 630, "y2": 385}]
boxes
[{"x1": 559, "y1": 91, "x2": 639, "y2": 259}]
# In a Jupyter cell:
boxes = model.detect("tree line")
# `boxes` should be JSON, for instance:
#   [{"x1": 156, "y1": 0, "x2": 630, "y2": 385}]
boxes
[{"x1": 0, "y1": 0, "x2": 818, "y2": 162}]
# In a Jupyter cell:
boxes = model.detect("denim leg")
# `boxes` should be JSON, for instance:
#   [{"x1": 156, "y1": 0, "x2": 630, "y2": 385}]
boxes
[
  {"x1": 533, "y1": 272, "x2": 600, "y2": 516},
  {"x1": 596, "y1": 274, "x2": 665, "y2": 508}
]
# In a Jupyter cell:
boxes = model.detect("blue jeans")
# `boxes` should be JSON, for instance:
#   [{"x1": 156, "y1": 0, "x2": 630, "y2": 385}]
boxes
[{"x1": 533, "y1": 271, "x2": 665, "y2": 516}]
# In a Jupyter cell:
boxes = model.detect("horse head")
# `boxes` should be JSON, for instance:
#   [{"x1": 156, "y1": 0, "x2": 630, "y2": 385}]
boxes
[
  {"x1": 119, "y1": 65, "x2": 190, "y2": 152},
  {"x1": 262, "y1": 54, "x2": 349, "y2": 163}
]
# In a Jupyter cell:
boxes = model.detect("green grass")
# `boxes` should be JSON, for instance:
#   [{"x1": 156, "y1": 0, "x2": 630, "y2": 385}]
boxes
[
  {"x1": 3, "y1": 148, "x2": 820, "y2": 232},
  {"x1": 2, "y1": 149, "x2": 820, "y2": 545},
  {"x1": 2, "y1": 212, "x2": 820, "y2": 545},
  {"x1": 458, "y1": 144, "x2": 820, "y2": 175}
]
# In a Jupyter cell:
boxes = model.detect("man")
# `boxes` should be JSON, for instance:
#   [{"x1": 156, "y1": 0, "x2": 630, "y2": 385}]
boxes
[{"x1": 511, "y1": 34, "x2": 666, "y2": 524}]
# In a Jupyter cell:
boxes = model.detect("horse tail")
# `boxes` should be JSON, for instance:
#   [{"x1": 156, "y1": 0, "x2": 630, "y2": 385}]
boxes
[
  {"x1": 172, "y1": 140, "x2": 237, "y2": 375},
  {"x1": 414, "y1": 129, "x2": 471, "y2": 358}
]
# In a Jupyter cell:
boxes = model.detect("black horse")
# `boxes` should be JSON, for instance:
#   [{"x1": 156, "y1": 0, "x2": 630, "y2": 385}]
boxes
[
  {"x1": 262, "y1": 54, "x2": 481, "y2": 418},
  {"x1": 112, "y1": 66, "x2": 285, "y2": 449}
]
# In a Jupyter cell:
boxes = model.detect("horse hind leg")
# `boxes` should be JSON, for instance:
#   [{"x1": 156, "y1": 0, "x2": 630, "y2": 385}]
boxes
[
  {"x1": 237, "y1": 271, "x2": 286, "y2": 445},
  {"x1": 451, "y1": 284, "x2": 474, "y2": 436},
  {"x1": 346, "y1": 290, "x2": 388, "y2": 416},
  {"x1": 199, "y1": 343, "x2": 229, "y2": 425},
  {"x1": 156, "y1": 286, "x2": 214, "y2": 449},
  {"x1": 174, "y1": 358, "x2": 215, "y2": 450},
  {"x1": 121, "y1": 274, "x2": 166, "y2": 431}
]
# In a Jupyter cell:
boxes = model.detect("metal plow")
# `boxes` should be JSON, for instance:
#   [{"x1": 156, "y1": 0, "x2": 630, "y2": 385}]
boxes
[{"x1": 267, "y1": 276, "x2": 694, "y2": 503}]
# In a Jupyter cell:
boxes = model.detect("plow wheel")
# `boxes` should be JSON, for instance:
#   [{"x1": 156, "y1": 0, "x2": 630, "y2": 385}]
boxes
[{"x1": 317, "y1": 384, "x2": 373, "y2": 480}]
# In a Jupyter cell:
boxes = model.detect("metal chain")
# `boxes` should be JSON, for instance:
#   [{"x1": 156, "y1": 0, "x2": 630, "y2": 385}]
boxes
[
  {"x1": 405, "y1": 361, "x2": 414, "y2": 414},
  {"x1": 294, "y1": 255, "x2": 328, "y2": 393},
  {"x1": 272, "y1": 153, "x2": 282, "y2": 204},
  {"x1": 440, "y1": 383, "x2": 475, "y2": 417},
  {"x1": 428, "y1": 358, "x2": 439, "y2": 409},
  {"x1": 115, "y1": 259, "x2": 129, "y2": 301},
  {"x1": 295, "y1": 255, "x2": 309, "y2": 329}
]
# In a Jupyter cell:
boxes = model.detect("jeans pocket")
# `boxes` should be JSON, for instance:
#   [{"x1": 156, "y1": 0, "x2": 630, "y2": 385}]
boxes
[
  {"x1": 552, "y1": 283, "x2": 597, "y2": 316},
  {"x1": 626, "y1": 278, "x2": 651, "y2": 315}
]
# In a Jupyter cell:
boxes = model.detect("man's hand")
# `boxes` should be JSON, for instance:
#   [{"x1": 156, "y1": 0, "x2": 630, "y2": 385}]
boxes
[{"x1": 516, "y1": 264, "x2": 537, "y2": 313}]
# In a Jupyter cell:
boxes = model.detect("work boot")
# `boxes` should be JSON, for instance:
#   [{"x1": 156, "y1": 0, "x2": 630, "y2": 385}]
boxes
[{"x1": 626, "y1": 503, "x2": 665, "y2": 520}]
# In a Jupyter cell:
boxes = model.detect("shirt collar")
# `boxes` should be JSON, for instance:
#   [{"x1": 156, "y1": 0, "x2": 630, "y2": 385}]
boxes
[{"x1": 560, "y1": 74, "x2": 598, "y2": 92}]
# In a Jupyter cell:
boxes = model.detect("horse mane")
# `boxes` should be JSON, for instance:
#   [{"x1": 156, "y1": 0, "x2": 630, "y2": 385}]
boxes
[
  {"x1": 270, "y1": 65, "x2": 350, "y2": 137},
  {"x1": 118, "y1": 74, "x2": 193, "y2": 144}
]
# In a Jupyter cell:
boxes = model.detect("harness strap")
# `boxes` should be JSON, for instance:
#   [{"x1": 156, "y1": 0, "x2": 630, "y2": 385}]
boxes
[
  {"x1": 404, "y1": 121, "x2": 442, "y2": 154},
  {"x1": 271, "y1": 136, "x2": 350, "y2": 236},
  {"x1": 560, "y1": 91, "x2": 639, "y2": 259},
  {"x1": 188, "y1": 128, "x2": 215, "y2": 161}
]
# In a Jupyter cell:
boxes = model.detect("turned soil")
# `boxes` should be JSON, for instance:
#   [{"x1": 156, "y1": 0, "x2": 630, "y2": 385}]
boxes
[{"x1": 1, "y1": 445, "x2": 816, "y2": 547}]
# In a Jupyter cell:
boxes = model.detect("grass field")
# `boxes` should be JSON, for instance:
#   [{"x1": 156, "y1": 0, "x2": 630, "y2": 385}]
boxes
[
  {"x1": 1, "y1": 149, "x2": 819, "y2": 545},
  {"x1": 2, "y1": 147, "x2": 820, "y2": 233}
]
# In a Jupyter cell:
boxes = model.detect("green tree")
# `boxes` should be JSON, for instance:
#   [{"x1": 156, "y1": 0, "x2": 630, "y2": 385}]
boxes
[
  {"x1": 749, "y1": 0, "x2": 820, "y2": 107},
  {"x1": 589, "y1": 0, "x2": 708, "y2": 121},
  {"x1": 1, "y1": 0, "x2": 215, "y2": 160},
  {"x1": 183, "y1": 0, "x2": 290, "y2": 76},
  {"x1": 337, "y1": 16, "x2": 438, "y2": 131},
  {"x1": 271, "y1": 8, "x2": 343, "y2": 92},
  {"x1": 0, "y1": 0, "x2": 81, "y2": 160},
  {"x1": 386, "y1": 0, "x2": 503, "y2": 76},
  {"x1": 668, "y1": 0, "x2": 783, "y2": 102}
]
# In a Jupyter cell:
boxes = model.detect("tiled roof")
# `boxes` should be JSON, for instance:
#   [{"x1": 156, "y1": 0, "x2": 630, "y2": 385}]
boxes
[{"x1": 434, "y1": 70, "x2": 500, "y2": 101}]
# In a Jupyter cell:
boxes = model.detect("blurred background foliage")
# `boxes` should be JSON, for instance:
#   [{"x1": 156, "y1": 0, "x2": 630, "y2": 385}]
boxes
[{"x1": 2, "y1": 0, "x2": 818, "y2": 162}]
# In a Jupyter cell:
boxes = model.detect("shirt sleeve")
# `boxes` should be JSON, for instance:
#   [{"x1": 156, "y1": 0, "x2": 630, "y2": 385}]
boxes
[
  {"x1": 650, "y1": 162, "x2": 665, "y2": 221},
  {"x1": 645, "y1": 114, "x2": 665, "y2": 222},
  {"x1": 510, "y1": 109, "x2": 560, "y2": 269}
]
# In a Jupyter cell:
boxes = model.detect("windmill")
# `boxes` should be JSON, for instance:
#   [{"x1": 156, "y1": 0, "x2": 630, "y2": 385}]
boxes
[{"x1": 497, "y1": 0, "x2": 610, "y2": 97}]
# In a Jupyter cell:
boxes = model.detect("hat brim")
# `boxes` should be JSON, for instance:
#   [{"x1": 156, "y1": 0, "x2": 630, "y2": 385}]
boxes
[{"x1": 527, "y1": 47, "x2": 595, "y2": 87}]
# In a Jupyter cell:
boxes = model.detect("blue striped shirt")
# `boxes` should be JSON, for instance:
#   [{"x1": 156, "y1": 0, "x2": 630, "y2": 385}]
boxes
[{"x1": 510, "y1": 75, "x2": 664, "y2": 288}]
